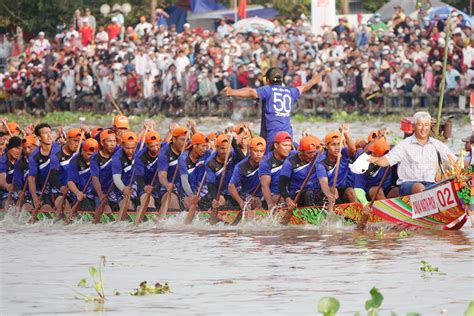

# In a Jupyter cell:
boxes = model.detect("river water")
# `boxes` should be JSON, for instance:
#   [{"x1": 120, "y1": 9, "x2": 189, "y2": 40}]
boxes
[{"x1": 1, "y1": 120, "x2": 473, "y2": 315}]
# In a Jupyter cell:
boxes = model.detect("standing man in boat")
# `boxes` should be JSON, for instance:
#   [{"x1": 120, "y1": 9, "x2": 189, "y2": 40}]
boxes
[
  {"x1": 0, "y1": 136, "x2": 22, "y2": 209},
  {"x1": 259, "y1": 132, "x2": 294, "y2": 210},
  {"x1": 316, "y1": 125, "x2": 357, "y2": 205},
  {"x1": 223, "y1": 68, "x2": 322, "y2": 147},
  {"x1": 279, "y1": 136, "x2": 321, "y2": 210},
  {"x1": 228, "y1": 136, "x2": 266, "y2": 210},
  {"x1": 12, "y1": 135, "x2": 37, "y2": 207},
  {"x1": 369, "y1": 111, "x2": 456, "y2": 196},
  {"x1": 27, "y1": 124, "x2": 61, "y2": 210},
  {"x1": 178, "y1": 132, "x2": 211, "y2": 210},
  {"x1": 67, "y1": 138, "x2": 99, "y2": 211},
  {"x1": 91, "y1": 129, "x2": 118, "y2": 212}
]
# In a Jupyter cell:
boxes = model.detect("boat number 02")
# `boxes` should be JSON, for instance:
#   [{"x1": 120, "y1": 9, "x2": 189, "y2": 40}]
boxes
[
  {"x1": 435, "y1": 185, "x2": 456, "y2": 210},
  {"x1": 273, "y1": 93, "x2": 291, "y2": 113}
]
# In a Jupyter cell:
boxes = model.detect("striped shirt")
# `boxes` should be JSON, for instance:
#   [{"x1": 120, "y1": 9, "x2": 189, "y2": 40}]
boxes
[{"x1": 385, "y1": 135, "x2": 453, "y2": 185}]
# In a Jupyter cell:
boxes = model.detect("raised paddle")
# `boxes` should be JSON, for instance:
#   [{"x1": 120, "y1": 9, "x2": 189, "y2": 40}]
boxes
[
  {"x1": 28, "y1": 168, "x2": 53, "y2": 223},
  {"x1": 2, "y1": 119, "x2": 12, "y2": 137},
  {"x1": 183, "y1": 171, "x2": 207, "y2": 225},
  {"x1": 210, "y1": 135, "x2": 234, "y2": 225},
  {"x1": 64, "y1": 176, "x2": 93, "y2": 225},
  {"x1": 92, "y1": 182, "x2": 115, "y2": 224},
  {"x1": 356, "y1": 166, "x2": 391, "y2": 230},
  {"x1": 327, "y1": 131, "x2": 346, "y2": 215},
  {"x1": 117, "y1": 130, "x2": 148, "y2": 221},
  {"x1": 279, "y1": 150, "x2": 323, "y2": 225},
  {"x1": 156, "y1": 130, "x2": 192, "y2": 222}
]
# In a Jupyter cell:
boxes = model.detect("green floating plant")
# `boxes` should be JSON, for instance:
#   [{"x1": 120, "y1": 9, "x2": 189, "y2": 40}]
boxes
[
  {"x1": 420, "y1": 261, "x2": 445, "y2": 274},
  {"x1": 317, "y1": 297, "x2": 340, "y2": 316},
  {"x1": 130, "y1": 281, "x2": 170, "y2": 296},
  {"x1": 465, "y1": 301, "x2": 474, "y2": 316},
  {"x1": 365, "y1": 287, "x2": 384, "y2": 315},
  {"x1": 73, "y1": 256, "x2": 106, "y2": 304},
  {"x1": 399, "y1": 230, "x2": 411, "y2": 238}
]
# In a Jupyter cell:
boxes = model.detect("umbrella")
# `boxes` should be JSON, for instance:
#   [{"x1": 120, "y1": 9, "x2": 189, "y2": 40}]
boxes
[
  {"x1": 232, "y1": 17, "x2": 274, "y2": 34},
  {"x1": 376, "y1": 0, "x2": 447, "y2": 21},
  {"x1": 428, "y1": 6, "x2": 472, "y2": 25}
]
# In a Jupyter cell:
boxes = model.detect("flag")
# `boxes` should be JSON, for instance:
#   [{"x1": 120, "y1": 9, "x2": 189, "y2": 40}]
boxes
[{"x1": 237, "y1": 0, "x2": 246, "y2": 19}]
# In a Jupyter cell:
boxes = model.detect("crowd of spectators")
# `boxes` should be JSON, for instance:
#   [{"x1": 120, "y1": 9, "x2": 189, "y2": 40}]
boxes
[{"x1": 0, "y1": 6, "x2": 473, "y2": 116}]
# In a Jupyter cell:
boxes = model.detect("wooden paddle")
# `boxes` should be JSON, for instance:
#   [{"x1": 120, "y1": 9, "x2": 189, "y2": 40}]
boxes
[
  {"x1": 2, "y1": 119, "x2": 12, "y2": 137},
  {"x1": 135, "y1": 167, "x2": 160, "y2": 224},
  {"x1": 231, "y1": 183, "x2": 261, "y2": 226},
  {"x1": 327, "y1": 131, "x2": 346, "y2": 214},
  {"x1": 15, "y1": 175, "x2": 29, "y2": 211},
  {"x1": 279, "y1": 150, "x2": 323, "y2": 225},
  {"x1": 92, "y1": 182, "x2": 115, "y2": 224},
  {"x1": 156, "y1": 131, "x2": 191, "y2": 222},
  {"x1": 64, "y1": 176, "x2": 93, "y2": 225},
  {"x1": 209, "y1": 135, "x2": 234, "y2": 225},
  {"x1": 117, "y1": 130, "x2": 148, "y2": 221},
  {"x1": 28, "y1": 168, "x2": 53, "y2": 223},
  {"x1": 356, "y1": 166, "x2": 391, "y2": 230},
  {"x1": 183, "y1": 171, "x2": 207, "y2": 225}
]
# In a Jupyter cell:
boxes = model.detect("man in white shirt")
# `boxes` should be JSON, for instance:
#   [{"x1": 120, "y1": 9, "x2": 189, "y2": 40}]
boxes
[
  {"x1": 369, "y1": 111, "x2": 455, "y2": 196},
  {"x1": 134, "y1": 16, "x2": 153, "y2": 39},
  {"x1": 134, "y1": 48, "x2": 150, "y2": 76},
  {"x1": 95, "y1": 26, "x2": 109, "y2": 50},
  {"x1": 175, "y1": 50, "x2": 190, "y2": 76},
  {"x1": 32, "y1": 32, "x2": 51, "y2": 55}
]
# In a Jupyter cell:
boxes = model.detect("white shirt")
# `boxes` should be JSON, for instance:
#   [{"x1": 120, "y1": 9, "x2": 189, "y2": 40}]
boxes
[
  {"x1": 385, "y1": 135, "x2": 454, "y2": 184},
  {"x1": 33, "y1": 38, "x2": 51, "y2": 54},
  {"x1": 135, "y1": 22, "x2": 153, "y2": 38}
]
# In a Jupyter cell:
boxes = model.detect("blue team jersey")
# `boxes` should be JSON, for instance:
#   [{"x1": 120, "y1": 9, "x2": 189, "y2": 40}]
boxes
[
  {"x1": 258, "y1": 151, "x2": 296, "y2": 195},
  {"x1": 316, "y1": 148, "x2": 351, "y2": 188},
  {"x1": 229, "y1": 156, "x2": 262, "y2": 198},
  {"x1": 354, "y1": 166, "x2": 392, "y2": 192},
  {"x1": 178, "y1": 149, "x2": 211, "y2": 196},
  {"x1": 205, "y1": 149, "x2": 238, "y2": 197},
  {"x1": 111, "y1": 148, "x2": 135, "y2": 186},
  {"x1": 0, "y1": 153, "x2": 15, "y2": 185},
  {"x1": 280, "y1": 153, "x2": 319, "y2": 197},
  {"x1": 54, "y1": 148, "x2": 75, "y2": 187},
  {"x1": 157, "y1": 142, "x2": 181, "y2": 193},
  {"x1": 135, "y1": 148, "x2": 160, "y2": 194},
  {"x1": 28, "y1": 147, "x2": 60, "y2": 193},
  {"x1": 256, "y1": 85, "x2": 300, "y2": 145},
  {"x1": 13, "y1": 156, "x2": 29, "y2": 191},
  {"x1": 67, "y1": 154, "x2": 94, "y2": 197},
  {"x1": 90, "y1": 152, "x2": 114, "y2": 194}
]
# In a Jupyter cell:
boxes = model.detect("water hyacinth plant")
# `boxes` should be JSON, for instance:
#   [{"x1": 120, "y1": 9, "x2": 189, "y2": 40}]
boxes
[{"x1": 73, "y1": 256, "x2": 106, "y2": 304}]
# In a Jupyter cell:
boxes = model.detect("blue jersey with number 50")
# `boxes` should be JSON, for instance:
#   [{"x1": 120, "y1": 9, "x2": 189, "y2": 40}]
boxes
[{"x1": 256, "y1": 85, "x2": 300, "y2": 146}]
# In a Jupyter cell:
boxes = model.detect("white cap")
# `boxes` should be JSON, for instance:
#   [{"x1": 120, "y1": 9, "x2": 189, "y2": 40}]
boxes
[
  {"x1": 111, "y1": 17, "x2": 118, "y2": 22},
  {"x1": 39, "y1": 31, "x2": 45, "y2": 36},
  {"x1": 183, "y1": 23, "x2": 190, "y2": 28},
  {"x1": 453, "y1": 28, "x2": 462, "y2": 35}
]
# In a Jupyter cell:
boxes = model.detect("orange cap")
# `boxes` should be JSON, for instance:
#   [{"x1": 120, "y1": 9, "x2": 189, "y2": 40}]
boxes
[
  {"x1": 249, "y1": 136, "x2": 266, "y2": 149},
  {"x1": 216, "y1": 134, "x2": 230, "y2": 147},
  {"x1": 324, "y1": 131, "x2": 341, "y2": 145},
  {"x1": 7, "y1": 122, "x2": 20, "y2": 133},
  {"x1": 299, "y1": 136, "x2": 321, "y2": 151},
  {"x1": 191, "y1": 133, "x2": 208, "y2": 145},
  {"x1": 21, "y1": 135, "x2": 37, "y2": 146},
  {"x1": 172, "y1": 126, "x2": 188, "y2": 137},
  {"x1": 113, "y1": 115, "x2": 129, "y2": 129},
  {"x1": 145, "y1": 130, "x2": 161, "y2": 144},
  {"x1": 234, "y1": 124, "x2": 249, "y2": 135},
  {"x1": 121, "y1": 131, "x2": 138, "y2": 143},
  {"x1": 367, "y1": 130, "x2": 379, "y2": 142},
  {"x1": 67, "y1": 128, "x2": 82, "y2": 139},
  {"x1": 83, "y1": 138, "x2": 99, "y2": 153},
  {"x1": 99, "y1": 129, "x2": 116, "y2": 143},
  {"x1": 207, "y1": 132, "x2": 217, "y2": 140},
  {"x1": 91, "y1": 127, "x2": 104, "y2": 138},
  {"x1": 368, "y1": 138, "x2": 390, "y2": 157}
]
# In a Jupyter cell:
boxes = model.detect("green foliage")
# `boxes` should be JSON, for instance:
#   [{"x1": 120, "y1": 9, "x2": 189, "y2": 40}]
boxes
[
  {"x1": 365, "y1": 287, "x2": 384, "y2": 312},
  {"x1": 406, "y1": 313, "x2": 421, "y2": 316},
  {"x1": 317, "y1": 297, "x2": 340, "y2": 316},
  {"x1": 399, "y1": 230, "x2": 411, "y2": 238},
  {"x1": 465, "y1": 301, "x2": 474, "y2": 316},
  {"x1": 77, "y1": 278, "x2": 87, "y2": 287},
  {"x1": 420, "y1": 260, "x2": 443, "y2": 273},
  {"x1": 130, "y1": 281, "x2": 171, "y2": 296},
  {"x1": 74, "y1": 256, "x2": 106, "y2": 304},
  {"x1": 375, "y1": 227, "x2": 385, "y2": 239}
]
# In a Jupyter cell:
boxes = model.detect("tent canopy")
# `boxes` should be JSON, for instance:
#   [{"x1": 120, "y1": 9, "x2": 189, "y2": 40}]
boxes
[
  {"x1": 428, "y1": 6, "x2": 472, "y2": 25},
  {"x1": 376, "y1": 0, "x2": 448, "y2": 21}
]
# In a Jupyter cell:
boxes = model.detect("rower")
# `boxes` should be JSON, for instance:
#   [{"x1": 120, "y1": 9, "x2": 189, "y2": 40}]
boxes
[
  {"x1": 112, "y1": 114, "x2": 129, "y2": 147},
  {"x1": 12, "y1": 135, "x2": 37, "y2": 206},
  {"x1": 111, "y1": 131, "x2": 139, "y2": 211},
  {"x1": 67, "y1": 138, "x2": 99, "y2": 211},
  {"x1": 135, "y1": 130, "x2": 161, "y2": 212},
  {"x1": 205, "y1": 134, "x2": 246, "y2": 210},
  {"x1": 157, "y1": 126, "x2": 188, "y2": 211},
  {"x1": 178, "y1": 132, "x2": 211, "y2": 210},
  {"x1": 0, "y1": 136, "x2": 22, "y2": 209},
  {"x1": 279, "y1": 135, "x2": 321, "y2": 209},
  {"x1": 234, "y1": 124, "x2": 251, "y2": 156},
  {"x1": 27, "y1": 123, "x2": 61, "y2": 210},
  {"x1": 223, "y1": 67, "x2": 321, "y2": 148},
  {"x1": 51, "y1": 128, "x2": 83, "y2": 213},
  {"x1": 354, "y1": 138, "x2": 398, "y2": 212},
  {"x1": 259, "y1": 131, "x2": 294, "y2": 210},
  {"x1": 228, "y1": 137, "x2": 266, "y2": 210},
  {"x1": 91, "y1": 129, "x2": 117, "y2": 212}
]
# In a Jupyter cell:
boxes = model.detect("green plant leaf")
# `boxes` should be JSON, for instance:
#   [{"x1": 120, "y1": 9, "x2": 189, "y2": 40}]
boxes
[
  {"x1": 390, "y1": 312, "x2": 397, "y2": 316},
  {"x1": 77, "y1": 278, "x2": 87, "y2": 287},
  {"x1": 365, "y1": 287, "x2": 384, "y2": 311},
  {"x1": 354, "y1": 312, "x2": 362, "y2": 316},
  {"x1": 94, "y1": 282, "x2": 103, "y2": 293},
  {"x1": 89, "y1": 266, "x2": 98, "y2": 279},
  {"x1": 465, "y1": 301, "x2": 474, "y2": 316},
  {"x1": 406, "y1": 313, "x2": 421, "y2": 316},
  {"x1": 317, "y1": 296, "x2": 340, "y2": 316}
]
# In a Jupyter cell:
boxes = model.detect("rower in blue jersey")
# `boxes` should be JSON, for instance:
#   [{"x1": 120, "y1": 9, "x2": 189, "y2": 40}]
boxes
[
  {"x1": 26, "y1": 123, "x2": 61, "y2": 210},
  {"x1": 135, "y1": 130, "x2": 161, "y2": 213},
  {"x1": 51, "y1": 128, "x2": 83, "y2": 213},
  {"x1": 0, "y1": 136, "x2": 22, "y2": 209},
  {"x1": 223, "y1": 67, "x2": 321, "y2": 148},
  {"x1": 354, "y1": 137, "x2": 398, "y2": 212},
  {"x1": 67, "y1": 138, "x2": 99, "y2": 211},
  {"x1": 178, "y1": 132, "x2": 211, "y2": 210},
  {"x1": 228, "y1": 136, "x2": 266, "y2": 210},
  {"x1": 12, "y1": 135, "x2": 37, "y2": 206},
  {"x1": 111, "y1": 131, "x2": 139, "y2": 211},
  {"x1": 258, "y1": 131, "x2": 294, "y2": 210},
  {"x1": 157, "y1": 126, "x2": 188, "y2": 211},
  {"x1": 316, "y1": 125, "x2": 357, "y2": 205},
  {"x1": 90, "y1": 129, "x2": 117, "y2": 211},
  {"x1": 205, "y1": 134, "x2": 245, "y2": 210},
  {"x1": 279, "y1": 136, "x2": 321, "y2": 209}
]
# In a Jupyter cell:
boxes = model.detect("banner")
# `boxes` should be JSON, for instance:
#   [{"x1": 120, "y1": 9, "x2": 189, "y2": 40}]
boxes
[
  {"x1": 410, "y1": 182, "x2": 458, "y2": 219},
  {"x1": 311, "y1": 0, "x2": 336, "y2": 35}
]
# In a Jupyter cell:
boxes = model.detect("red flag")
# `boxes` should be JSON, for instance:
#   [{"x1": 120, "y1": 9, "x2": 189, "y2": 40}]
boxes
[{"x1": 237, "y1": 0, "x2": 247, "y2": 19}]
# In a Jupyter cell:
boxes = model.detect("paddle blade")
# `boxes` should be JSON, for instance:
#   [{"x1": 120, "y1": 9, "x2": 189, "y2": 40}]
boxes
[
  {"x1": 184, "y1": 204, "x2": 198, "y2": 225},
  {"x1": 117, "y1": 194, "x2": 131, "y2": 221},
  {"x1": 279, "y1": 208, "x2": 294, "y2": 225}
]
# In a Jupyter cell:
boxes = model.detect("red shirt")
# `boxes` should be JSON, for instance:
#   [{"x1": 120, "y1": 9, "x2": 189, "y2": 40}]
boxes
[
  {"x1": 107, "y1": 24, "x2": 121, "y2": 41},
  {"x1": 79, "y1": 26, "x2": 94, "y2": 46}
]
